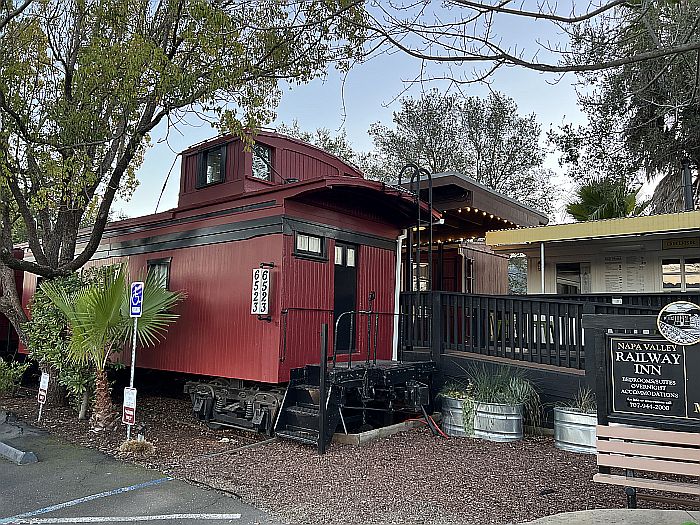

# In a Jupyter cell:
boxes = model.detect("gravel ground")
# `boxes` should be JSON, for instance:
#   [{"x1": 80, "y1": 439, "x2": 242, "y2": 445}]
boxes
[{"x1": 0, "y1": 388, "x2": 687, "y2": 525}]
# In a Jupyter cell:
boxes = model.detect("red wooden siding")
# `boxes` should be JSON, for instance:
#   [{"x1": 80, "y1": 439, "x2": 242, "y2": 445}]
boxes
[
  {"x1": 278, "y1": 234, "x2": 335, "y2": 379},
  {"x1": 128, "y1": 236, "x2": 284, "y2": 383},
  {"x1": 178, "y1": 141, "x2": 246, "y2": 208},
  {"x1": 285, "y1": 200, "x2": 399, "y2": 239},
  {"x1": 277, "y1": 148, "x2": 340, "y2": 182},
  {"x1": 356, "y1": 245, "x2": 396, "y2": 361},
  {"x1": 178, "y1": 131, "x2": 364, "y2": 210}
]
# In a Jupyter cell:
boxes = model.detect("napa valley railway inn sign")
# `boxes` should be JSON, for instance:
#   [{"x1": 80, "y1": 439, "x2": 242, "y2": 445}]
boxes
[
  {"x1": 610, "y1": 338, "x2": 700, "y2": 419},
  {"x1": 608, "y1": 301, "x2": 700, "y2": 424}
]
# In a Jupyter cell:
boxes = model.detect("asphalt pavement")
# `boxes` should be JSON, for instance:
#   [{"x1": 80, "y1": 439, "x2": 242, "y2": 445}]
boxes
[
  {"x1": 2, "y1": 414, "x2": 698, "y2": 525},
  {"x1": 0, "y1": 417, "x2": 280, "y2": 525}
]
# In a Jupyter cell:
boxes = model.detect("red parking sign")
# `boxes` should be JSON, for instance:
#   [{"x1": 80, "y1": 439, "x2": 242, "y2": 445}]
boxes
[
  {"x1": 37, "y1": 372, "x2": 49, "y2": 405},
  {"x1": 122, "y1": 387, "x2": 137, "y2": 425}
]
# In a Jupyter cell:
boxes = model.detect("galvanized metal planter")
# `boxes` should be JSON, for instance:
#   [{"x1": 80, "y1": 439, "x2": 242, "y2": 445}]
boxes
[
  {"x1": 473, "y1": 402, "x2": 523, "y2": 442},
  {"x1": 440, "y1": 396, "x2": 470, "y2": 437},
  {"x1": 553, "y1": 407, "x2": 597, "y2": 454}
]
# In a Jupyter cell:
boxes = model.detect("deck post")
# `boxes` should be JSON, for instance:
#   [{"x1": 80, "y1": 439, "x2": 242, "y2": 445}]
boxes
[
  {"x1": 431, "y1": 292, "x2": 443, "y2": 362},
  {"x1": 318, "y1": 323, "x2": 328, "y2": 455}
]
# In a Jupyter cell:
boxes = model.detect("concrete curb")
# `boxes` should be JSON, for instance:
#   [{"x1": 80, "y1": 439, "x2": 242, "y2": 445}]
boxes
[
  {"x1": 0, "y1": 440, "x2": 38, "y2": 465},
  {"x1": 0, "y1": 410, "x2": 39, "y2": 465}
]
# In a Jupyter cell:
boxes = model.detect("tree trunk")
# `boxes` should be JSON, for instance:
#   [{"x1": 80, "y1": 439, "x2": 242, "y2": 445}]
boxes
[
  {"x1": 0, "y1": 263, "x2": 29, "y2": 347},
  {"x1": 78, "y1": 390, "x2": 89, "y2": 420},
  {"x1": 91, "y1": 368, "x2": 117, "y2": 429},
  {"x1": 40, "y1": 362, "x2": 67, "y2": 407}
]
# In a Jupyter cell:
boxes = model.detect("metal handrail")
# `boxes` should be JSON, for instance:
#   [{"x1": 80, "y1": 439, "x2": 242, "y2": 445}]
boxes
[
  {"x1": 279, "y1": 307, "x2": 334, "y2": 363},
  {"x1": 332, "y1": 310, "x2": 406, "y2": 368}
]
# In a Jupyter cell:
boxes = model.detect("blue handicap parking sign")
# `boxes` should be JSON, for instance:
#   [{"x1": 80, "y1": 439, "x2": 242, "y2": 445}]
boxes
[{"x1": 130, "y1": 282, "x2": 144, "y2": 318}]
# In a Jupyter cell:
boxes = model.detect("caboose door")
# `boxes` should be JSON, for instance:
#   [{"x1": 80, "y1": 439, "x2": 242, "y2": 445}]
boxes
[{"x1": 334, "y1": 243, "x2": 357, "y2": 354}]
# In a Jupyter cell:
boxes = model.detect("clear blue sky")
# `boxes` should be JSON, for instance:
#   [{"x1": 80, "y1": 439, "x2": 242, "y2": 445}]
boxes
[{"x1": 116, "y1": 22, "x2": 586, "y2": 220}]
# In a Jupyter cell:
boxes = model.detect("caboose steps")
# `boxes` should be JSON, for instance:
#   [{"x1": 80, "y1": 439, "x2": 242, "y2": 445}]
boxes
[
  {"x1": 274, "y1": 360, "x2": 436, "y2": 450},
  {"x1": 274, "y1": 380, "x2": 340, "y2": 448},
  {"x1": 275, "y1": 428, "x2": 319, "y2": 445}
]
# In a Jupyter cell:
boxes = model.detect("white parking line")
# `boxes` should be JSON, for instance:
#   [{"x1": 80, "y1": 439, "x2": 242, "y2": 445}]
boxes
[
  {"x1": 0, "y1": 479, "x2": 172, "y2": 525},
  {"x1": 10, "y1": 515, "x2": 242, "y2": 524}
]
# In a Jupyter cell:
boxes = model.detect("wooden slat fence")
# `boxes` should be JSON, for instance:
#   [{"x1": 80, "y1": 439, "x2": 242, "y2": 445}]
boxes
[{"x1": 400, "y1": 292, "x2": 664, "y2": 371}]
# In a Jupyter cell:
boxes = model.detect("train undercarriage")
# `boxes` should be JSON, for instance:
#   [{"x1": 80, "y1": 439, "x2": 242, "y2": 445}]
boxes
[
  {"x1": 184, "y1": 379, "x2": 285, "y2": 435},
  {"x1": 184, "y1": 359, "x2": 436, "y2": 447}
]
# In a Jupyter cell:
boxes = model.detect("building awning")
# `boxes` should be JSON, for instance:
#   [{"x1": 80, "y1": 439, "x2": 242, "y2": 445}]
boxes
[{"x1": 485, "y1": 210, "x2": 700, "y2": 252}]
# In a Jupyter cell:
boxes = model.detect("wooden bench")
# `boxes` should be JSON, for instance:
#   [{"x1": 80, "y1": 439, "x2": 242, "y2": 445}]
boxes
[{"x1": 594, "y1": 424, "x2": 700, "y2": 508}]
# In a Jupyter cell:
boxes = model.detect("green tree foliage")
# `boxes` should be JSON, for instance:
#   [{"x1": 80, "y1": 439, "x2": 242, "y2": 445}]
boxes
[
  {"x1": 0, "y1": 0, "x2": 366, "y2": 343},
  {"x1": 566, "y1": 177, "x2": 646, "y2": 221},
  {"x1": 556, "y1": 0, "x2": 700, "y2": 213},
  {"x1": 508, "y1": 256, "x2": 527, "y2": 295},
  {"x1": 368, "y1": 90, "x2": 556, "y2": 214},
  {"x1": 0, "y1": 358, "x2": 28, "y2": 396},
  {"x1": 41, "y1": 264, "x2": 184, "y2": 428}
]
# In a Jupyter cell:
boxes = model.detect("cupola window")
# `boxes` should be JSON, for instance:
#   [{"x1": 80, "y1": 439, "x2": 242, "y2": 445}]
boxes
[
  {"x1": 198, "y1": 145, "x2": 226, "y2": 187},
  {"x1": 252, "y1": 143, "x2": 273, "y2": 181}
]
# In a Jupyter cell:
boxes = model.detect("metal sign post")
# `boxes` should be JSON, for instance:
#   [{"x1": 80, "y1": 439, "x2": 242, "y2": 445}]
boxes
[
  {"x1": 126, "y1": 282, "x2": 144, "y2": 440},
  {"x1": 37, "y1": 372, "x2": 49, "y2": 422}
]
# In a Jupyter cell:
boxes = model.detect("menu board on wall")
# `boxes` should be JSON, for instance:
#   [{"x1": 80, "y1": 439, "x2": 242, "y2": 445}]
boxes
[
  {"x1": 625, "y1": 255, "x2": 647, "y2": 292},
  {"x1": 604, "y1": 256, "x2": 624, "y2": 292}
]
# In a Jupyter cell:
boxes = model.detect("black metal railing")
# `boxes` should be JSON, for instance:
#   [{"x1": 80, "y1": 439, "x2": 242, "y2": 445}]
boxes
[
  {"x1": 400, "y1": 291, "x2": 675, "y2": 370},
  {"x1": 526, "y1": 292, "x2": 700, "y2": 308}
]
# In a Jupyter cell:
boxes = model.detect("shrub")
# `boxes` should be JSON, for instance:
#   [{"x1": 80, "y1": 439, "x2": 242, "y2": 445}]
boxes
[
  {"x1": 24, "y1": 273, "x2": 95, "y2": 414},
  {"x1": 119, "y1": 439, "x2": 155, "y2": 456},
  {"x1": 0, "y1": 359, "x2": 29, "y2": 396}
]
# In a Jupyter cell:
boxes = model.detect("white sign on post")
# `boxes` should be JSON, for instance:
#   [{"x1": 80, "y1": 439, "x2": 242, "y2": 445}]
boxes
[
  {"x1": 122, "y1": 387, "x2": 137, "y2": 426},
  {"x1": 37, "y1": 372, "x2": 49, "y2": 405},
  {"x1": 251, "y1": 268, "x2": 271, "y2": 315}
]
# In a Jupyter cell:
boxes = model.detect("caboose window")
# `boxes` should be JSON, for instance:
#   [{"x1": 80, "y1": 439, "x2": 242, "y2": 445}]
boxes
[
  {"x1": 252, "y1": 143, "x2": 272, "y2": 181},
  {"x1": 198, "y1": 146, "x2": 226, "y2": 187},
  {"x1": 147, "y1": 257, "x2": 172, "y2": 289},
  {"x1": 295, "y1": 232, "x2": 325, "y2": 259}
]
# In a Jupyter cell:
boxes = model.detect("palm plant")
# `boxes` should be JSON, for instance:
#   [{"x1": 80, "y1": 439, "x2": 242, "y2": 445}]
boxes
[
  {"x1": 41, "y1": 264, "x2": 184, "y2": 429},
  {"x1": 567, "y1": 176, "x2": 647, "y2": 221}
]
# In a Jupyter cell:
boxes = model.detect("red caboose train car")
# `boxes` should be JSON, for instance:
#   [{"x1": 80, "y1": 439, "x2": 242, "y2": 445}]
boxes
[{"x1": 21, "y1": 131, "x2": 437, "y2": 440}]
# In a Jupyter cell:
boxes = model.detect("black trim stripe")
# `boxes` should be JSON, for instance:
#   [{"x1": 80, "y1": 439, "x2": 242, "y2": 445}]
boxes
[
  {"x1": 92, "y1": 217, "x2": 284, "y2": 258},
  {"x1": 83, "y1": 200, "x2": 278, "y2": 242},
  {"x1": 88, "y1": 215, "x2": 397, "y2": 261},
  {"x1": 284, "y1": 218, "x2": 396, "y2": 251}
]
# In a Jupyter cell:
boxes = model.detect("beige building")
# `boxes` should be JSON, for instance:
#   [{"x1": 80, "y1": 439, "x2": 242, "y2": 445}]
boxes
[{"x1": 486, "y1": 211, "x2": 700, "y2": 295}]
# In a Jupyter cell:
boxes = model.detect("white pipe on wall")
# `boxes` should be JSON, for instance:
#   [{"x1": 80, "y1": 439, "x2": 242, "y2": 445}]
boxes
[
  {"x1": 392, "y1": 230, "x2": 407, "y2": 360},
  {"x1": 540, "y1": 242, "x2": 545, "y2": 294}
]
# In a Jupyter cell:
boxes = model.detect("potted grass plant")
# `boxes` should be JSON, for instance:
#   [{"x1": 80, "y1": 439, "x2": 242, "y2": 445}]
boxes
[
  {"x1": 439, "y1": 365, "x2": 540, "y2": 442},
  {"x1": 438, "y1": 381, "x2": 473, "y2": 437},
  {"x1": 553, "y1": 387, "x2": 597, "y2": 454},
  {"x1": 467, "y1": 365, "x2": 540, "y2": 442}
]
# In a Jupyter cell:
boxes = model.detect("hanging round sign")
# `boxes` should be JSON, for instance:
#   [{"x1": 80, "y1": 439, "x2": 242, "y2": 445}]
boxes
[{"x1": 657, "y1": 300, "x2": 700, "y2": 346}]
